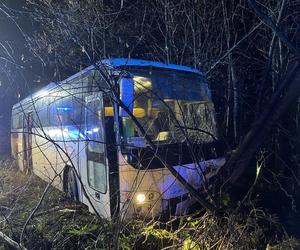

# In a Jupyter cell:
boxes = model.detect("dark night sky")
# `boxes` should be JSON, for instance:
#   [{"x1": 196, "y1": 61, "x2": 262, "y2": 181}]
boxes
[{"x1": 0, "y1": 0, "x2": 44, "y2": 153}]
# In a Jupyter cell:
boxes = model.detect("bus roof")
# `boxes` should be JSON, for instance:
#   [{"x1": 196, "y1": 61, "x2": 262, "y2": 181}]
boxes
[
  {"x1": 62, "y1": 58, "x2": 204, "y2": 85},
  {"x1": 100, "y1": 58, "x2": 204, "y2": 75}
]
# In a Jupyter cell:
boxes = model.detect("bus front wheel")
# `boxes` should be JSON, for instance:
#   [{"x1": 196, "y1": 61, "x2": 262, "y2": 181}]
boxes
[{"x1": 63, "y1": 167, "x2": 79, "y2": 201}]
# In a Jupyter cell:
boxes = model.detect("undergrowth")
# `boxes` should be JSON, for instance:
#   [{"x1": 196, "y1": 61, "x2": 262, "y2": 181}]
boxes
[{"x1": 0, "y1": 159, "x2": 299, "y2": 249}]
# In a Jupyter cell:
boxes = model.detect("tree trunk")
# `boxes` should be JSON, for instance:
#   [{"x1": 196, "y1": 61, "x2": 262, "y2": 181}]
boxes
[{"x1": 224, "y1": 62, "x2": 300, "y2": 185}]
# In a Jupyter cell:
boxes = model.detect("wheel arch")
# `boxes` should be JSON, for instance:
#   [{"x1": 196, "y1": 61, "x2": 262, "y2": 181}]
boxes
[{"x1": 63, "y1": 164, "x2": 80, "y2": 201}]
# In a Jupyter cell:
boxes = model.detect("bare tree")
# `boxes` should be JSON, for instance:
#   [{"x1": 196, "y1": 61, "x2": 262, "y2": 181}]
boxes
[{"x1": 0, "y1": 0, "x2": 300, "y2": 248}]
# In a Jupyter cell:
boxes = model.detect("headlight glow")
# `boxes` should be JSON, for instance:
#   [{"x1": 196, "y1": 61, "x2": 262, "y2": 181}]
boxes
[{"x1": 136, "y1": 193, "x2": 146, "y2": 204}]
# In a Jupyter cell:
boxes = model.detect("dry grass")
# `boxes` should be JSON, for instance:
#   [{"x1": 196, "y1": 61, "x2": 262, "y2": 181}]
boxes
[
  {"x1": 122, "y1": 210, "x2": 300, "y2": 250},
  {"x1": 0, "y1": 158, "x2": 299, "y2": 249},
  {"x1": 0, "y1": 159, "x2": 103, "y2": 249}
]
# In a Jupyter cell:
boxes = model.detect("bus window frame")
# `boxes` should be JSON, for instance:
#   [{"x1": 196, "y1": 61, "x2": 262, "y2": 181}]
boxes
[{"x1": 85, "y1": 93, "x2": 108, "y2": 194}]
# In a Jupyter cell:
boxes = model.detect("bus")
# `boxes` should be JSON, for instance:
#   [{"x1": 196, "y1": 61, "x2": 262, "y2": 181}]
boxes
[{"x1": 11, "y1": 58, "x2": 225, "y2": 219}]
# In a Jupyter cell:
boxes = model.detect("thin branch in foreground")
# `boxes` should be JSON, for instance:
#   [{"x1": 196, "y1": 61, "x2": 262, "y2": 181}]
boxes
[
  {"x1": 33, "y1": 204, "x2": 86, "y2": 218},
  {"x1": 0, "y1": 230, "x2": 27, "y2": 250}
]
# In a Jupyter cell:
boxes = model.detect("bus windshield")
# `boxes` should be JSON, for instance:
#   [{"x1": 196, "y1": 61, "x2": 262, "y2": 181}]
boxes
[{"x1": 121, "y1": 68, "x2": 217, "y2": 146}]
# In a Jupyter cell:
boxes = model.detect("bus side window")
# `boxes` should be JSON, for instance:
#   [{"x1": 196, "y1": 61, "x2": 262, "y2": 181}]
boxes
[
  {"x1": 87, "y1": 161, "x2": 106, "y2": 193},
  {"x1": 86, "y1": 98, "x2": 104, "y2": 153},
  {"x1": 70, "y1": 95, "x2": 85, "y2": 127},
  {"x1": 86, "y1": 96, "x2": 107, "y2": 194},
  {"x1": 48, "y1": 96, "x2": 84, "y2": 127},
  {"x1": 31, "y1": 97, "x2": 50, "y2": 128},
  {"x1": 12, "y1": 111, "x2": 18, "y2": 129},
  {"x1": 18, "y1": 113, "x2": 23, "y2": 129}
]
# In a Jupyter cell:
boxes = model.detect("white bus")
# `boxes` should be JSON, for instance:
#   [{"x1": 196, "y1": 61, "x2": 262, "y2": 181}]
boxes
[{"x1": 11, "y1": 59, "x2": 225, "y2": 219}]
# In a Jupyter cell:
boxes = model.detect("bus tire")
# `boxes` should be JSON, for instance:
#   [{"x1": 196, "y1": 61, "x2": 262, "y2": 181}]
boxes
[{"x1": 63, "y1": 166, "x2": 79, "y2": 201}]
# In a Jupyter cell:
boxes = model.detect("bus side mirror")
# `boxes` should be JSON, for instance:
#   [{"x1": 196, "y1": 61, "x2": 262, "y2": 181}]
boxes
[{"x1": 119, "y1": 77, "x2": 134, "y2": 117}]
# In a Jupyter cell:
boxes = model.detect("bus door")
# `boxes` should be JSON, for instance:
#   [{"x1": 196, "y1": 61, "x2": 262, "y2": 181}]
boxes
[
  {"x1": 22, "y1": 111, "x2": 33, "y2": 174},
  {"x1": 84, "y1": 93, "x2": 111, "y2": 218}
]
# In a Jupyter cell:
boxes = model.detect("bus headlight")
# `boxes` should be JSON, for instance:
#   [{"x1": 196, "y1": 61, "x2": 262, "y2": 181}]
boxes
[{"x1": 136, "y1": 193, "x2": 146, "y2": 204}]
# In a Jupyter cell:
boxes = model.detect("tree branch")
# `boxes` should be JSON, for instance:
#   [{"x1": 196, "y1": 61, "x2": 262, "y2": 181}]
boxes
[
  {"x1": 248, "y1": 0, "x2": 300, "y2": 59},
  {"x1": 0, "y1": 231, "x2": 27, "y2": 250}
]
